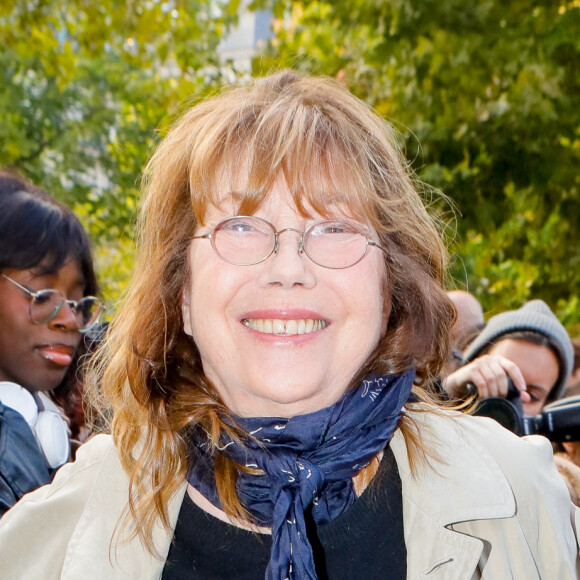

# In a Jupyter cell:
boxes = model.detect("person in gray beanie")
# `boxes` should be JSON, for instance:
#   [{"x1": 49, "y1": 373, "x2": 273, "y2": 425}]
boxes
[{"x1": 443, "y1": 299, "x2": 574, "y2": 416}]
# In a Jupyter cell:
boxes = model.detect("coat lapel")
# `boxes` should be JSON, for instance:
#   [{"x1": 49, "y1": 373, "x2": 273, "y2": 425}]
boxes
[{"x1": 390, "y1": 411, "x2": 517, "y2": 579}]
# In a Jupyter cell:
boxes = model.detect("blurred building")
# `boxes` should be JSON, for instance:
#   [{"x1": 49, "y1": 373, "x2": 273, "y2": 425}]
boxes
[{"x1": 218, "y1": 1, "x2": 273, "y2": 71}]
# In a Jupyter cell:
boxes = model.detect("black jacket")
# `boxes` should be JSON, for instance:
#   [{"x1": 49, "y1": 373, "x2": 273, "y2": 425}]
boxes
[{"x1": 0, "y1": 402, "x2": 53, "y2": 516}]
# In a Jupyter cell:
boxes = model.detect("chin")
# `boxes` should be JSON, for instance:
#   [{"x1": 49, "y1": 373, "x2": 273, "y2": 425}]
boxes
[{"x1": 237, "y1": 379, "x2": 343, "y2": 418}]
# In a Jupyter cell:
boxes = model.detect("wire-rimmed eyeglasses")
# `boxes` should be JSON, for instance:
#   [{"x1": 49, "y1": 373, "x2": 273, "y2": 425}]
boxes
[
  {"x1": 192, "y1": 216, "x2": 387, "y2": 269},
  {"x1": 2, "y1": 273, "x2": 104, "y2": 333}
]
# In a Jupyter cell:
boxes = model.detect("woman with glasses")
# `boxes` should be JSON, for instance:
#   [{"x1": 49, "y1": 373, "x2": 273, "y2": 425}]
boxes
[
  {"x1": 0, "y1": 172, "x2": 102, "y2": 516},
  {"x1": 0, "y1": 72, "x2": 577, "y2": 578}
]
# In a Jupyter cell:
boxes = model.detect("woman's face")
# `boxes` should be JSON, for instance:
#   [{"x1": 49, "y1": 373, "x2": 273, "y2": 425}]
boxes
[
  {"x1": 0, "y1": 260, "x2": 85, "y2": 392},
  {"x1": 488, "y1": 338, "x2": 560, "y2": 416},
  {"x1": 182, "y1": 177, "x2": 389, "y2": 417}
]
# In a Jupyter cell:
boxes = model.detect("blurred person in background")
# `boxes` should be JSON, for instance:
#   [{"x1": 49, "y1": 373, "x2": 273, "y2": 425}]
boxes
[
  {"x1": 567, "y1": 338, "x2": 580, "y2": 389},
  {"x1": 0, "y1": 172, "x2": 102, "y2": 516},
  {"x1": 447, "y1": 289, "x2": 485, "y2": 349},
  {"x1": 441, "y1": 300, "x2": 580, "y2": 505},
  {"x1": 442, "y1": 299, "x2": 573, "y2": 417},
  {"x1": 442, "y1": 289, "x2": 485, "y2": 377}
]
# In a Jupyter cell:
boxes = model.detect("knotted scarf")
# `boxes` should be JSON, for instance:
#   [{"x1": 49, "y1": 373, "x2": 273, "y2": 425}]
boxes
[{"x1": 187, "y1": 370, "x2": 415, "y2": 580}]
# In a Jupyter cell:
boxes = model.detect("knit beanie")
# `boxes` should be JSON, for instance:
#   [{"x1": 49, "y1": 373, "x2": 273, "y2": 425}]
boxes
[{"x1": 464, "y1": 299, "x2": 573, "y2": 401}]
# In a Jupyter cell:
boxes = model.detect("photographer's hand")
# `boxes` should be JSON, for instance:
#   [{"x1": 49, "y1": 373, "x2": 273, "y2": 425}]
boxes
[{"x1": 442, "y1": 354, "x2": 530, "y2": 403}]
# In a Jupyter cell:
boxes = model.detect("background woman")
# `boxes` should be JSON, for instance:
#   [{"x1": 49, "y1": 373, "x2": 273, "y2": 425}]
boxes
[
  {"x1": 0, "y1": 72, "x2": 577, "y2": 578},
  {"x1": 0, "y1": 172, "x2": 102, "y2": 515}
]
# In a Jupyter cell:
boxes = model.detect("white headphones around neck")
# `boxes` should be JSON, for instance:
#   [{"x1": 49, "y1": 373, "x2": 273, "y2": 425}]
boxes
[{"x1": 0, "y1": 381, "x2": 70, "y2": 469}]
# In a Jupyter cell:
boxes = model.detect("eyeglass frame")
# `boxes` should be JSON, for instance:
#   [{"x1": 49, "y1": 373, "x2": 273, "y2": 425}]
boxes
[
  {"x1": 191, "y1": 215, "x2": 388, "y2": 269},
  {"x1": 1, "y1": 273, "x2": 104, "y2": 333}
]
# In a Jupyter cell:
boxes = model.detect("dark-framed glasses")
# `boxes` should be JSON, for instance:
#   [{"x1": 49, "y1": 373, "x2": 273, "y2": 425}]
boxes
[
  {"x1": 192, "y1": 216, "x2": 387, "y2": 269},
  {"x1": 2, "y1": 273, "x2": 104, "y2": 333}
]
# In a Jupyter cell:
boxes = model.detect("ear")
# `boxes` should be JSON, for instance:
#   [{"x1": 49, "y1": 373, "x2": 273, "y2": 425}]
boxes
[{"x1": 181, "y1": 288, "x2": 193, "y2": 337}]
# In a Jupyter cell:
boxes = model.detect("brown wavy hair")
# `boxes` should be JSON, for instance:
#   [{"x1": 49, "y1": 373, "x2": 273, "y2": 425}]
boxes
[{"x1": 86, "y1": 70, "x2": 455, "y2": 555}]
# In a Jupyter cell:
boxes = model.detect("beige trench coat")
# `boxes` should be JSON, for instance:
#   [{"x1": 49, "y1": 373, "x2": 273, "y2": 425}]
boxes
[{"x1": 0, "y1": 410, "x2": 578, "y2": 579}]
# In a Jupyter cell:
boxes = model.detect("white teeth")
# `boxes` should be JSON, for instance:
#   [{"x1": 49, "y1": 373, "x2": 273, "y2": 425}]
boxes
[{"x1": 243, "y1": 318, "x2": 328, "y2": 336}]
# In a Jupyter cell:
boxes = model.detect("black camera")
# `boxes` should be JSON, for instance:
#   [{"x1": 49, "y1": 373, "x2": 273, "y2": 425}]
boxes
[{"x1": 471, "y1": 379, "x2": 580, "y2": 442}]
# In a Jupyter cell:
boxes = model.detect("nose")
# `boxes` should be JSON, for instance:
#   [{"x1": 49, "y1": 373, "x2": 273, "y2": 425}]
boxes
[
  {"x1": 258, "y1": 228, "x2": 316, "y2": 289},
  {"x1": 48, "y1": 301, "x2": 81, "y2": 332}
]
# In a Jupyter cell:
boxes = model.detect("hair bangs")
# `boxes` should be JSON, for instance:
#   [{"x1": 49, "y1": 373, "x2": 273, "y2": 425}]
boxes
[
  {"x1": 0, "y1": 185, "x2": 97, "y2": 295},
  {"x1": 186, "y1": 87, "x2": 382, "y2": 226}
]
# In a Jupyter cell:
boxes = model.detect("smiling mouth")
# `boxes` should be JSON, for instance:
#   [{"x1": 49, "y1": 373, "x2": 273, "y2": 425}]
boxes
[{"x1": 242, "y1": 318, "x2": 328, "y2": 336}]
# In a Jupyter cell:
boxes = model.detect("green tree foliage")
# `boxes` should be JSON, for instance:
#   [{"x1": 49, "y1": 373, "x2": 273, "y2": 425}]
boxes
[
  {"x1": 0, "y1": 0, "x2": 240, "y2": 307},
  {"x1": 2, "y1": 0, "x2": 579, "y2": 331},
  {"x1": 255, "y1": 0, "x2": 580, "y2": 329}
]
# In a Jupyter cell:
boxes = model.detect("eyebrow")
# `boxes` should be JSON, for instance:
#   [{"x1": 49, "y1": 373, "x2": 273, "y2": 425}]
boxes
[
  {"x1": 527, "y1": 384, "x2": 550, "y2": 394},
  {"x1": 31, "y1": 272, "x2": 86, "y2": 291}
]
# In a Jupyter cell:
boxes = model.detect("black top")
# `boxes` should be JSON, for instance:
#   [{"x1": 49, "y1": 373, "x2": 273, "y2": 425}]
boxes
[{"x1": 162, "y1": 447, "x2": 406, "y2": 579}]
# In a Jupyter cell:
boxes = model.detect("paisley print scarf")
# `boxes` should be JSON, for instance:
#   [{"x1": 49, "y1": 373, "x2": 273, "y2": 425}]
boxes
[{"x1": 187, "y1": 370, "x2": 415, "y2": 580}]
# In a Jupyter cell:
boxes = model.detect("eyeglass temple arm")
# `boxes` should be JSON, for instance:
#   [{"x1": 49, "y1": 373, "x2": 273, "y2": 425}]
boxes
[
  {"x1": 367, "y1": 240, "x2": 388, "y2": 254},
  {"x1": 2, "y1": 273, "x2": 102, "y2": 311},
  {"x1": 1, "y1": 274, "x2": 35, "y2": 297}
]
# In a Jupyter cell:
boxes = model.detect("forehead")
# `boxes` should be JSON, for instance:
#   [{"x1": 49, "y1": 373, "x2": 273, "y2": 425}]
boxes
[
  {"x1": 33, "y1": 259, "x2": 86, "y2": 288},
  {"x1": 193, "y1": 160, "x2": 377, "y2": 227},
  {"x1": 490, "y1": 339, "x2": 560, "y2": 385}
]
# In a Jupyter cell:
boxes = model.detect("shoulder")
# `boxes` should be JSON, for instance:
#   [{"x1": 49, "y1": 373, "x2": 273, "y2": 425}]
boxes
[
  {"x1": 391, "y1": 406, "x2": 575, "y2": 523},
  {"x1": 394, "y1": 408, "x2": 579, "y2": 545},
  {"x1": 0, "y1": 434, "x2": 123, "y2": 578},
  {"x1": 392, "y1": 408, "x2": 580, "y2": 577},
  {"x1": 0, "y1": 433, "x2": 117, "y2": 521},
  {"x1": 400, "y1": 406, "x2": 557, "y2": 475},
  {"x1": 6, "y1": 433, "x2": 120, "y2": 517},
  {"x1": 11, "y1": 434, "x2": 118, "y2": 504}
]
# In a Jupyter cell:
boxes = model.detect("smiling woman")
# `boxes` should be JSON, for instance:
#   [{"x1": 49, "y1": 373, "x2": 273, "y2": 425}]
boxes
[
  {"x1": 0, "y1": 72, "x2": 578, "y2": 579},
  {"x1": 182, "y1": 177, "x2": 389, "y2": 418},
  {"x1": 0, "y1": 172, "x2": 100, "y2": 515}
]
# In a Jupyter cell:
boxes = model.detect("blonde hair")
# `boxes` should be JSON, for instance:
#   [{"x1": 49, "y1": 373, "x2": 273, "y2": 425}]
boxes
[{"x1": 87, "y1": 70, "x2": 455, "y2": 555}]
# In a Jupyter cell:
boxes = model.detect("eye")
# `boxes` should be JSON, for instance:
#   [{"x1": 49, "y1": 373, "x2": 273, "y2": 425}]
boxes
[
  {"x1": 230, "y1": 221, "x2": 256, "y2": 233},
  {"x1": 33, "y1": 290, "x2": 55, "y2": 305},
  {"x1": 322, "y1": 225, "x2": 346, "y2": 234},
  {"x1": 219, "y1": 217, "x2": 271, "y2": 236},
  {"x1": 526, "y1": 387, "x2": 546, "y2": 403},
  {"x1": 314, "y1": 221, "x2": 364, "y2": 236}
]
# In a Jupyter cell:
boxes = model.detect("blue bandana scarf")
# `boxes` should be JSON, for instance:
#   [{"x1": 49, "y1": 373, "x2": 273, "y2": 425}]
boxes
[{"x1": 187, "y1": 370, "x2": 415, "y2": 580}]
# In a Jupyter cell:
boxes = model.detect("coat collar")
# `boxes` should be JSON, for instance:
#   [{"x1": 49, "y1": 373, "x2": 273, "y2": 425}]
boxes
[{"x1": 390, "y1": 409, "x2": 516, "y2": 578}]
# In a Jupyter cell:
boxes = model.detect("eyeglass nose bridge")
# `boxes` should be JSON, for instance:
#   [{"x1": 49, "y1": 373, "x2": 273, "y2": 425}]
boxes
[
  {"x1": 272, "y1": 227, "x2": 306, "y2": 257},
  {"x1": 65, "y1": 299, "x2": 82, "y2": 315}
]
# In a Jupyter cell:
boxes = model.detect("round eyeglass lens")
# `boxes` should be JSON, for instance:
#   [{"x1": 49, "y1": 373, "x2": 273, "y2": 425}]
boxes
[
  {"x1": 76, "y1": 297, "x2": 102, "y2": 330},
  {"x1": 213, "y1": 217, "x2": 276, "y2": 265},
  {"x1": 304, "y1": 220, "x2": 369, "y2": 268},
  {"x1": 30, "y1": 290, "x2": 66, "y2": 325},
  {"x1": 30, "y1": 291, "x2": 102, "y2": 331}
]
